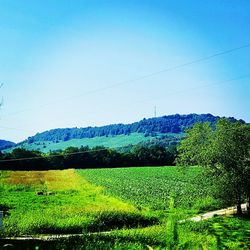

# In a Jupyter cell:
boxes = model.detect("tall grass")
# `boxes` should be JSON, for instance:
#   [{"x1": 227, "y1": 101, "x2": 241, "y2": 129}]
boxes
[{"x1": 165, "y1": 197, "x2": 178, "y2": 249}]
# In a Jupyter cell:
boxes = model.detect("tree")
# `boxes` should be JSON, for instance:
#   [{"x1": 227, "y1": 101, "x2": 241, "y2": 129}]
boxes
[{"x1": 177, "y1": 118, "x2": 250, "y2": 214}]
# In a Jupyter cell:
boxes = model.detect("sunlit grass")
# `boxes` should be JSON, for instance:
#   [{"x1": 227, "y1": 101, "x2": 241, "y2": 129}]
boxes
[
  {"x1": 0, "y1": 169, "x2": 155, "y2": 236},
  {"x1": 6, "y1": 132, "x2": 153, "y2": 153}
]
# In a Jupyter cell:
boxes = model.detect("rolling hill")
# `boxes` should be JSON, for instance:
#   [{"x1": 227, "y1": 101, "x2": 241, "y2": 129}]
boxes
[
  {"x1": 0, "y1": 140, "x2": 15, "y2": 150},
  {"x1": 4, "y1": 113, "x2": 242, "y2": 153}
]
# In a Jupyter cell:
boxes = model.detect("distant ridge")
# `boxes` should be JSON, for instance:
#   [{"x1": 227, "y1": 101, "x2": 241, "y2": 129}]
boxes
[
  {"x1": 23, "y1": 113, "x2": 242, "y2": 143},
  {"x1": 0, "y1": 140, "x2": 16, "y2": 150}
]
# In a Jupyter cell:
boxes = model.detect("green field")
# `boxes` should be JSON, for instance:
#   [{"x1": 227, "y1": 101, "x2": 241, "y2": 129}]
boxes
[
  {"x1": 81, "y1": 166, "x2": 219, "y2": 212},
  {"x1": 7, "y1": 133, "x2": 154, "y2": 153},
  {"x1": 0, "y1": 167, "x2": 249, "y2": 249}
]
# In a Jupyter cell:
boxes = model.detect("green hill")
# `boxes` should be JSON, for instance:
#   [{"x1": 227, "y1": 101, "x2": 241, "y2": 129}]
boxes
[
  {"x1": 4, "y1": 113, "x2": 243, "y2": 153},
  {"x1": 0, "y1": 140, "x2": 15, "y2": 150},
  {"x1": 8, "y1": 133, "x2": 154, "y2": 153},
  {"x1": 24, "y1": 113, "x2": 223, "y2": 143}
]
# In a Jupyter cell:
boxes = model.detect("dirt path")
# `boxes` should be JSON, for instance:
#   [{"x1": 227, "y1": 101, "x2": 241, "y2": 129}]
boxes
[{"x1": 180, "y1": 203, "x2": 247, "y2": 222}]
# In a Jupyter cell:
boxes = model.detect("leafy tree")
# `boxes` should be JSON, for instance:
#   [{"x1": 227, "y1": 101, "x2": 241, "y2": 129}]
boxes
[{"x1": 177, "y1": 119, "x2": 250, "y2": 214}]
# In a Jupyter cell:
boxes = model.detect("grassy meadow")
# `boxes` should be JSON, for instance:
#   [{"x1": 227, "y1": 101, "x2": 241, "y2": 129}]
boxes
[
  {"x1": 6, "y1": 133, "x2": 154, "y2": 153},
  {"x1": 0, "y1": 167, "x2": 249, "y2": 249}
]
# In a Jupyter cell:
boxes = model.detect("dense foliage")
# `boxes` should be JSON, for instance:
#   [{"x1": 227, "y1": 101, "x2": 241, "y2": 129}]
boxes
[
  {"x1": 177, "y1": 118, "x2": 250, "y2": 214},
  {"x1": 0, "y1": 144, "x2": 176, "y2": 170},
  {"x1": 23, "y1": 113, "x2": 233, "y2": 143}
]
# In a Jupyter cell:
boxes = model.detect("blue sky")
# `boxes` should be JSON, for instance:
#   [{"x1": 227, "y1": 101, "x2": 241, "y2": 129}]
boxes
[{"x1": 0, "y1": 0, "x2": 250, "y2": 142}]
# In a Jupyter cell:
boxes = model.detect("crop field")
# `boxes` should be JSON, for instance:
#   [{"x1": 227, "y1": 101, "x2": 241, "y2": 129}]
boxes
[
  {"x1": 81, "y1": 166, "x2": 220, "y2": 212},
  {"x1": 0, "y1": 167, "x2": 249, "y2": 249}
]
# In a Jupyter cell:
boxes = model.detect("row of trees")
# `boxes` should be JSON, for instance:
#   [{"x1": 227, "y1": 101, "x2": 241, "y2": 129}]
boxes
[{"x1": 0, "y1": 144, "x2": 176, "y2": 170}]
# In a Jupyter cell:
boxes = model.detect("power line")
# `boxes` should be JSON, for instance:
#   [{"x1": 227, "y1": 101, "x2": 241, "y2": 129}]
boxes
[
  {"x1": 136, "y1": 73, "x2": 250, "y2": 105},
  {"x1": 0, "y1": 137, "x2": 174, "y2": 162},
  {"x1": 1, "y1": 72, "x2": 249, "y2": 136},
  {"x1": 0, "y1": 147, "x2": 111, "y2": 162},
  {"x1": 2, "y1": 42, "x2": 250, "y2": 119}
]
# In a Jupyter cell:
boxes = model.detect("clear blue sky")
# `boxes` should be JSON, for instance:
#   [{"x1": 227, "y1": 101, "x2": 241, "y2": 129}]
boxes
[{"x1": 0, "y1": 0, "x2": 250, "y2": 142}]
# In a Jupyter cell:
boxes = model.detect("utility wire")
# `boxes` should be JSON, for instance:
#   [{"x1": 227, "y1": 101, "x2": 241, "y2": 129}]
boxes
[
  {"x1": 135, "y1": 73, "x2": 250, "y2": 104},
  {"x1": 0, "y1": 147, "x2": 112, "y2": 162},
  {"x1": 2, "y1": 42, "x2": 250, "y2": 119},
  {"x1": 1, "y1": 72, "x2": 249, "y2": 135},
  {"x1": 0, "y1": 138, "x2": 175, "y2": 162}
]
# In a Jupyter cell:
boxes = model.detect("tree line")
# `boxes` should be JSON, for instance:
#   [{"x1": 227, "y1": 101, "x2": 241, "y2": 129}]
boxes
[{"x1": 0, "y1": 144, "x2": 176, "y2": 170}]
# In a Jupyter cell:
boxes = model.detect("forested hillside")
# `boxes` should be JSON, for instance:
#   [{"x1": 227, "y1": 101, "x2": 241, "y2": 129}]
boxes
[{"x1": 24, "y1": 114, "x2": 238, "y2": 143}]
